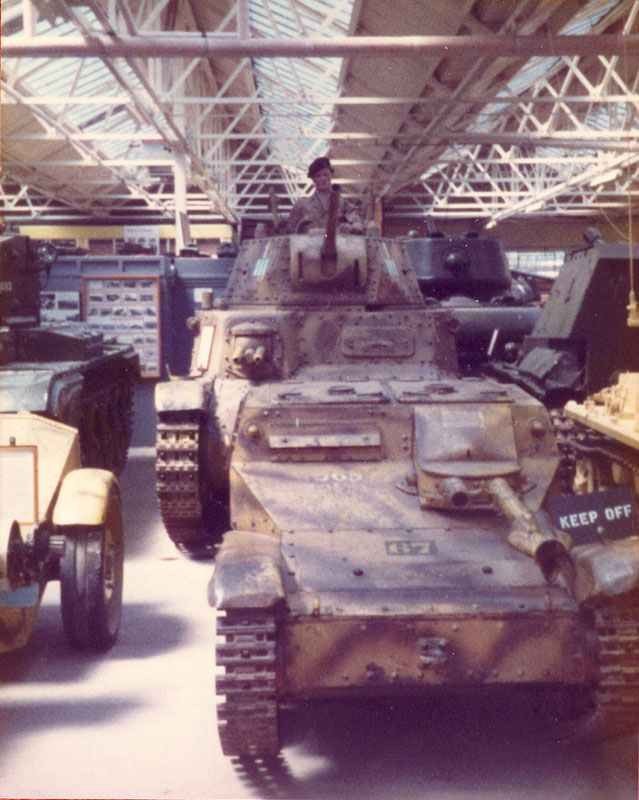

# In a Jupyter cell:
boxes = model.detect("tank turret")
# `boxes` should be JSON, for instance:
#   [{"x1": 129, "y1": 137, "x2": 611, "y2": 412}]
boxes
[{"x1": 403, "y1": 232, "x2": 540, "y2": 370}]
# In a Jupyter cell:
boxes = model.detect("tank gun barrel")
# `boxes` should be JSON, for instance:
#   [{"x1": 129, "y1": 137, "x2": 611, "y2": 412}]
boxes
[
  {"x1": 321, "y1": 186, "x2": 340, "y2": 270},
  {"x1": 231, "y1": 343, "x2": 254, "y2": 366},
  {"x1": 252, "y1": 345, "x2": 266, "y2": 365},
  {"x1": 488, "y1": 477, "x2": 573, "y2": 582},
  {"x1": 231, "y1": 340, "x2": 268, "y2": 369}
]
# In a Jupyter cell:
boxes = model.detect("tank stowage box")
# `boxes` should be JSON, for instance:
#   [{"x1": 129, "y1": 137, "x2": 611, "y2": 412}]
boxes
[{"x1": 154, "y1": 218, "x2": 639, "y2": 757}]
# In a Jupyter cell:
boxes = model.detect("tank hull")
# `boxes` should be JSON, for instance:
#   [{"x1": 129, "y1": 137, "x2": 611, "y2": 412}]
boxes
[
  {"x1": 156, "y1": 229, "x2": 639, "y2": 755},
  {"x1": 0, "y1": 347, "x2": 139, "y2": 473}
]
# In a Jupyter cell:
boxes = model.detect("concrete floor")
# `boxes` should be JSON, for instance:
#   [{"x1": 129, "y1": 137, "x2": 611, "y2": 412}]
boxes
[{"x1": 1, "y1": 383, "x2": 637, "y2": 799}]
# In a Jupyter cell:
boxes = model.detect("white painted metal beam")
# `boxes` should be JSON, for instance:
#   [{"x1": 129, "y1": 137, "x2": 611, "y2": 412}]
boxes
[{"x1": 4, "y1": 33, "x2": 639, "y2": 59}]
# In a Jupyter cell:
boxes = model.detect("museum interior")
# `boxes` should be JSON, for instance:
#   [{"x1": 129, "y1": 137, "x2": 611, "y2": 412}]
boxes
[{"x1": 1, "y1": 1, "x2": 639, "y2": 799}]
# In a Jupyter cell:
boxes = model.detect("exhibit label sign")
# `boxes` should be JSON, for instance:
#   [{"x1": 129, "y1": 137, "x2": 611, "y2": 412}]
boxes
[{"x1": 547, "y1": 486, "x2": 637, "y2": 542}]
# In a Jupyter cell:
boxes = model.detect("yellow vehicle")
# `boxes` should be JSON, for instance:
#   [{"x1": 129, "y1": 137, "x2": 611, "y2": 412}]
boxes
[
  {"x1": 565, "y1": 372, "x2": 639, "y2": 498},
  {"x1": 0, "y1": 413, "x2": 123, "y2": 653}
]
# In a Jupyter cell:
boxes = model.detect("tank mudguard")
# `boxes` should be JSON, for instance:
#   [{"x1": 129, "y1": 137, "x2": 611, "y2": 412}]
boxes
[
  {"x1": 52, "y1": 468, "x2": 119, "y2": 527},
  {"x1": 155, "y1": 378, "x2": 208, "y2": 414},
  {"x1": 572, "y1": 538, "x2": 639, "y2": 603},
  {"x1": 209, "y1": 531, "x2": 284, "y2": 610}
]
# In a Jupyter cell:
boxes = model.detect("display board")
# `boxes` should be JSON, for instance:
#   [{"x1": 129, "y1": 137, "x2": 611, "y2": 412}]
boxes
[
  {"x1": 123, "y1": 224, "x2": 160, "y2": 255},
  {"x1": 40, "y1": 290, "x2": 81, "y2": 323},
  {"x1": 82, "y1": 275, "x2": 161, "y2": 378}
]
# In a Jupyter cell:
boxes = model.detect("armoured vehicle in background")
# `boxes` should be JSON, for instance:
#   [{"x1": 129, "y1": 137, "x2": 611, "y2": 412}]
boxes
[
  {"x1": 0, "y1": 234, "x2": 139, "y2": 473},
  {"x1": 561, "y1": 260, "x2": 639, "y2": 501},
  {"x1": 490, "y1": 237, "x2": 639, "y2": 407},
  {"x1": 1, "y1": 413, "x2": 124, "y2": 653},
  {"x1": 155, "y1": 202, "x2": 639, "y2": 757},
  {"x1": 404, "y1": 232, "x2": 540, "y2": 370},
  {"x1": 0, "y1": 233, "x2": 131, "y2": 653},
  {"x1": 564, "y1": 373, "x2": 639, "y2": 498}
]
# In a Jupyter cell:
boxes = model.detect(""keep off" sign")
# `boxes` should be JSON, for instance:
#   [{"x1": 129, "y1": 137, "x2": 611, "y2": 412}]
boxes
[{"x1": 547, "y1": 486, "x2": 638, "y2": 543}]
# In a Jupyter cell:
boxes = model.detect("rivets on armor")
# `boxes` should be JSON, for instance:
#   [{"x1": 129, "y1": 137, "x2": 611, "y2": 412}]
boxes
[{"x1": 530, "y1": 419, "x2": 546, "y2": 438}]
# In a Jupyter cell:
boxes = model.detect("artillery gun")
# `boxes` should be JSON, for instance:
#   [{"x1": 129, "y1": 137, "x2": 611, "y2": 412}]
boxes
[
  {"x1": 154, "y1": 201, "x2": 639, "y2": 757},
  {"x1": 0, "y1": 234, "x2": 139, "y2": 472}
]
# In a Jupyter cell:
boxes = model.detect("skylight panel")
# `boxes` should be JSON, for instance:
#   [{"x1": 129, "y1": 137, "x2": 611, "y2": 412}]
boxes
[{"x1": 248, "y1": 0, "x2": 357, "y2": 176}]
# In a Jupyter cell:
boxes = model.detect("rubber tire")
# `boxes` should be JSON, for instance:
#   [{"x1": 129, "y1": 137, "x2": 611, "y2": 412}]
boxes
[{"x1": 59, "y1": 484, "x2": 124, "y2": 651}]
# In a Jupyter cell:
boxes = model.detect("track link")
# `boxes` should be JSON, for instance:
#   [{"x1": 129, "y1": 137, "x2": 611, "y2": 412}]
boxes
[
  {"x1": 215, "y1": 609, "x2": 281, "y2": 757},
  {"x1": 155, "y1": 414, "x2": 212, "y2": 554},
  {"x1": 590, "y1": 598, "x2": 639, "y2": 738},
  {"x1": 78, "y1": 371, "x2": 136, "y2": 474}
]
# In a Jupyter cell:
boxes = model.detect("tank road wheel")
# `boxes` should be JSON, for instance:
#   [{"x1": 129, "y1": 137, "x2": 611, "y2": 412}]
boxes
[
  {"x1": 215, "y1": 609, "x2": 281, "y2": 757},
  {"x1": 155, "y1": 413, "x2": 226, "y2": 558},
  {"x1": 59, "y1": 483, "x2": 124, "y2": 651}
]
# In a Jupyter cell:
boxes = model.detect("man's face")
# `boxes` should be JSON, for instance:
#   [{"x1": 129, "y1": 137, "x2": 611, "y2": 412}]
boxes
[{"x1": 312, "y1": 167, "x2": 332, "y2": 192}]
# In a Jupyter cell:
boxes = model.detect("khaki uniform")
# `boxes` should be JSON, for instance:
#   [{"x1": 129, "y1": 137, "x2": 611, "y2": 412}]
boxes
[{"x1": 287, "y1": 190, "x2": 362, "y2": 233}]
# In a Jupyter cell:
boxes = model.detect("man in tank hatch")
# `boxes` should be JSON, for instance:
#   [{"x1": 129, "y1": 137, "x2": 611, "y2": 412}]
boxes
[{"x1": 286, "y1": 156, "x2": 363, "y2": 234}]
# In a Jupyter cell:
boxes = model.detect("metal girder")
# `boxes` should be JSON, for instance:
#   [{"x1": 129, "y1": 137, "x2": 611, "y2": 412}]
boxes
[
  {"x1": 7, "y1": 93, "x2": 637, "y2": 107},
  {"x1": 2, "y1": 1, "x2": 638, "y2": 226},
  {"x1": 4, "y1": 33, "x2": 639, "y2": 59},
  {"x1": 385, "y1": 2, "x2": 639, "y2": 223},
  {"x1": 1, "y1": 80, "x2": 173, "y2": 214},
  {"x1": 55, "y1": 0, "x2": 238, "y2": 222}
]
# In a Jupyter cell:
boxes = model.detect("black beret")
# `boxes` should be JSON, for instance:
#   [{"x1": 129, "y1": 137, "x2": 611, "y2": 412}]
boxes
[{"x1": 308, "y1": 156, "x2": 333, "y2": 178}]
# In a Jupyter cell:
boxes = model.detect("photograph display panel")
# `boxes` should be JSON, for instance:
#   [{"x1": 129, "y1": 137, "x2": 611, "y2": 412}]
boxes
[
  {"x1": 82, "y1": 275, "x2": 161, "y2": 377},
  {"x1": 39, "y1": 290, "x2": 81, "y2": 323}
]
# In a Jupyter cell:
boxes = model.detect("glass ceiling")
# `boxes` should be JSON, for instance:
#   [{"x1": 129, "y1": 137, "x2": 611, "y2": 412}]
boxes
[
  {"x1": 248, "y1": 0, "x2": 356, "y2": 182},
  {"x1": 8, "y1": 10, "x2": 155, "y2": 164},
  {"x1": 421, "y1": 0, "x2": 629, "y2": 180}
]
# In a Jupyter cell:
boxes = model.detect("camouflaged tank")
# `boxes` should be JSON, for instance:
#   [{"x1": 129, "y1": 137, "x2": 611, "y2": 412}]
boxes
[{"x1": 154, "y1": 208, "x2": 639, "y2": 757}]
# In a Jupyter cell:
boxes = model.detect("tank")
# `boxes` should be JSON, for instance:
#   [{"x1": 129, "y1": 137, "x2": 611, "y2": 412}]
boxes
[
  {"x1": 403, "y1": 232, "x2": 541, "y2": 371},
  {"x1": 0, "y1": 234, "x2": 139, "y2": 473},
  {"x1": 1, "y1": 412, "x2": 124, "y2": 653},
  {"x1": 490, "y1": 237, "x2": 639, "y2": 406},
  {"x1": 564, "y1": 372, "x2": 639, "y2": 497},
  {"x1": 560, "y1": 259, "x2": 639, "y2": 498},
  {"x1": 154, "y1": 207, "x2": 639, "y2": 756}
]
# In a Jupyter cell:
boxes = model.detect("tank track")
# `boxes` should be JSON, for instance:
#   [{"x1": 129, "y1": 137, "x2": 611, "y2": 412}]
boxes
[
  {"x1": 589, "y1": 597, "x2": 639, "y2": 739},
  {"x1": 215, "y1": 609, "x2": 281, "y2": 757},
  {"x1": 155, "y1": 413, "x2": 214, "y2": 555},
  {"x1": 77, "y1": 370, "x2": 136, "y2": 474}
]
